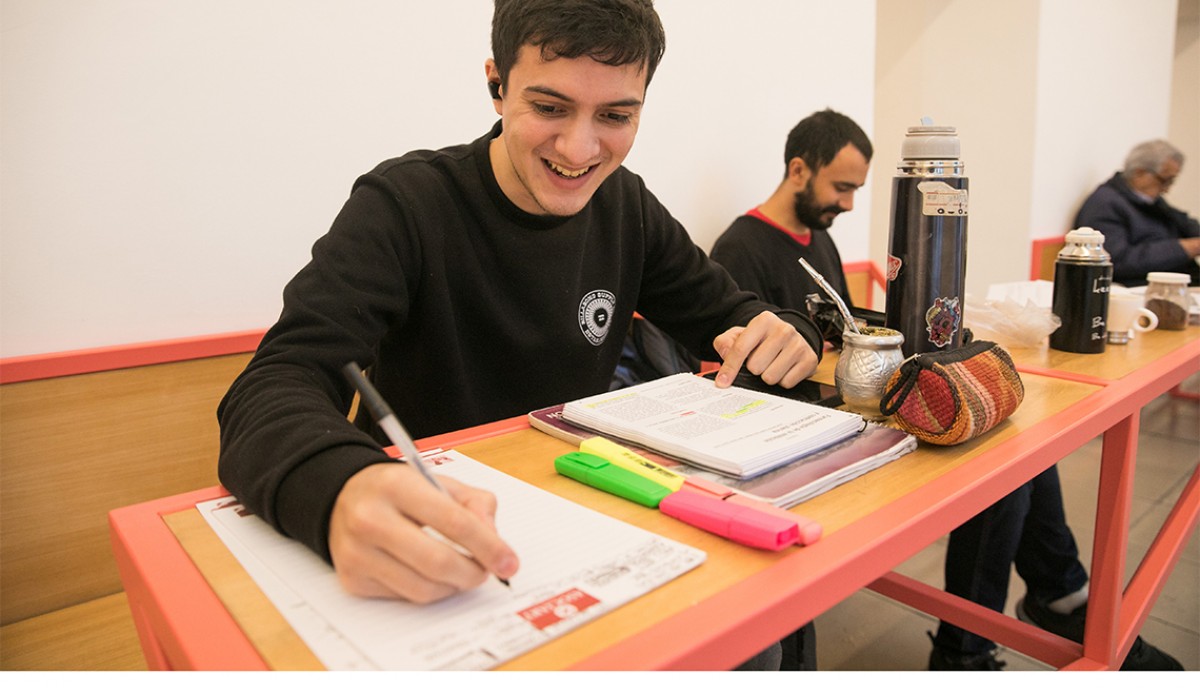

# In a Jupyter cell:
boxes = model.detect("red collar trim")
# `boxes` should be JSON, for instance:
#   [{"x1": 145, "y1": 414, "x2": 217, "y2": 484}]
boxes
[{"x1": 747, "y1": 207, "x2": 811, "y2": 246}]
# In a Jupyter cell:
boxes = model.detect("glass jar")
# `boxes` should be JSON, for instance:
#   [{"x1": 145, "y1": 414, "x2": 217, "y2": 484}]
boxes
[
  {"x1": 1143, "y1": 272, "x2": 1191, "y2": 330},
  {"x1": 835, "y1": 326, "x2": 905, "y2": 420}
]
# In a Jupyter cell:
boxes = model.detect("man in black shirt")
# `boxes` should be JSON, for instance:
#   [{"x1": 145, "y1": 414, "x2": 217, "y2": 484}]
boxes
[
  {"x1": 709, "y1": 109, "x2": 872, "y2": 671},
  {"x1": 711, "y1": 108, "x2": 872, "y2": 319},
  {"x1": 218, "y1": 0, "x2": 822, "y2": 640}
]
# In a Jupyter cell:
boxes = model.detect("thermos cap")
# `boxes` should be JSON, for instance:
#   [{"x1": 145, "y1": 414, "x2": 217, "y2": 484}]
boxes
[
  {"x1": 1058, "y1": 227, "x2": 1111, "y2": 263},
  {"x1": 1064, "y1": 226, "x2": 1106, "y2": 245},
  {"x1": 901, "y1": 121, "x2": 961, "y2": 160}
]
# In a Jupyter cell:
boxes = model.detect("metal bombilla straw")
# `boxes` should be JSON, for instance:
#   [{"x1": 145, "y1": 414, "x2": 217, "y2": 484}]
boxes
[{"x1": 798, "y1": 258, "x2": 861, "y2": 334}]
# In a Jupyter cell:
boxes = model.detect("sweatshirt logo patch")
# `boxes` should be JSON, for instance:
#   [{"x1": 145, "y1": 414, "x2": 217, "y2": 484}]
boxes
[{"x1": 578, "y1": 289, "x2": 616, "y2": 346}]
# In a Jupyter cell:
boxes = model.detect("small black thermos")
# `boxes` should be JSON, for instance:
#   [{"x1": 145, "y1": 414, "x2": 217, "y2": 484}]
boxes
[{"x1": 1049, "y1": 227, "x2": 1112, "y2": 354}]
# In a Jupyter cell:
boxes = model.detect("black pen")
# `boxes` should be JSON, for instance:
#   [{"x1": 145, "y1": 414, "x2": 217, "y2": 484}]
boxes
[{"x1": 341, "y1": 362, "x2": 510, "y2": 587}]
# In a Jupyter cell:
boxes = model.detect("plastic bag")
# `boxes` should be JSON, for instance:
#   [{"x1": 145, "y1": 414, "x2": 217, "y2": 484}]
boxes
[{"x1": 963, "y1": 294, "x2": 1061, "y2": 349}]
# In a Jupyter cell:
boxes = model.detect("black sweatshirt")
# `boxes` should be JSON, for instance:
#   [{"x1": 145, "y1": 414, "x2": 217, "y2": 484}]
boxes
[{"x1": 217, "y1": 122, "x2": 823, "y2": 560}]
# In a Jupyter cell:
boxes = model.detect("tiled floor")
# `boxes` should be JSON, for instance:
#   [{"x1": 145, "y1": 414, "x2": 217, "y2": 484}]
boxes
[{"x1": 814, "y1": 383, "x2": 1200, "y2": 671}]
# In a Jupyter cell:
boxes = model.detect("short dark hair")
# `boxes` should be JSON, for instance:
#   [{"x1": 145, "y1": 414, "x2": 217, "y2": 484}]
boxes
[
  {"x1": 784, "y1": 109, "x2": 873, "y2": 178},
  {"x1": 491, "y1": 0, "x2": 666, "y2": 90}
]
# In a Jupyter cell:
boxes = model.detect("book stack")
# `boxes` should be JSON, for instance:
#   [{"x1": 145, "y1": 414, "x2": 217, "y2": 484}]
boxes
[
  {"x1": 560, "y1": 373, "x2": 870, "y2": 479},
  {"x1": 531, "y1": 403, "x2": 915, "y2": 509}
]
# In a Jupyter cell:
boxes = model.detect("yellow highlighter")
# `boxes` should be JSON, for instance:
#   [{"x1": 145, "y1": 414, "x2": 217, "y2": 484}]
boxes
[{"x1": 579, "y1": 437, "x2": 685, "y2": 493}]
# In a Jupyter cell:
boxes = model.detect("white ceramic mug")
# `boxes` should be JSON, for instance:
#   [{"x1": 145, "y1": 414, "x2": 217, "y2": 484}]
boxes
[{"x1": 1107, "y1": 291, "x2": 1158, "y2": 344}]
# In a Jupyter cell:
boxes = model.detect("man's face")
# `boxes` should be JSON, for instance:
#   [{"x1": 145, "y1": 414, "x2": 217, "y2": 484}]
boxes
[
  {"x1": 792, "y1": 144, "x2": 869, "y2": 231},
  {"x1": 487, "y1": 45, "x2": 646, "y2": 217},
  {"x1": 1142, "y1": 157, "x2": 1181, "y2": 199}
]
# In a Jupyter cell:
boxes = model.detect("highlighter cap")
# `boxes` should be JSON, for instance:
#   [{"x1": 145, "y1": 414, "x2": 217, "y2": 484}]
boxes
[{"x1": 727, "y1": 507, "x2": 800, "y2": 550}]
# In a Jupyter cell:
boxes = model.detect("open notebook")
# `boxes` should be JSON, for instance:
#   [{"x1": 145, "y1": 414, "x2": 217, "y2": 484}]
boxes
[
  {"x1": 198, "y1": 450, "x2": 705, "y2": 670},
  {"x1": 531, "y1": 404, "x2": 915, "y2": 509},
  {"x1": 562, "y1": 373, "x2": 867, "y2": 478}
]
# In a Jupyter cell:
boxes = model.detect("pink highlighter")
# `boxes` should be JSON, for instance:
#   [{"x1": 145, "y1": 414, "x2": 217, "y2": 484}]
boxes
[
  {"x1": 679, "y1": 476, "x2": 823, "y2": 546},
  {"x1": 659, "y1": 490, "x2": 800, "y2": 551}
]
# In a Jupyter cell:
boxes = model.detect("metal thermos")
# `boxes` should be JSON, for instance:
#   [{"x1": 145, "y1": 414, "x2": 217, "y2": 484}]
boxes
[
  {"x1": 884, "y1": 121, "x2": 969, "y2": 357},
  {"x1": 1049, "y1": 227, "x2": 1112, "y2": 353}
]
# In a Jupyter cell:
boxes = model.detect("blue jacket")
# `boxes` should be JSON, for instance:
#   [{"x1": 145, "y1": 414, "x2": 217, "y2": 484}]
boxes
[{"x1": 1074, "y1": 173, "x2": 1199, "y2": 286}]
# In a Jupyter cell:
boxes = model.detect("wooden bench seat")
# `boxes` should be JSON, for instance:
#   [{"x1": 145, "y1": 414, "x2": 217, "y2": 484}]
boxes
[{"x1": 0, "y1": 353, "x2": 252, "y2": 670}]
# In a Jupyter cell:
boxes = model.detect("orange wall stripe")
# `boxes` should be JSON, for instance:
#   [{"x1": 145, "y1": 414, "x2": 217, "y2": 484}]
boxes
[{"x1": 0, "y1": 329, "x2": 267, "y2": 384}]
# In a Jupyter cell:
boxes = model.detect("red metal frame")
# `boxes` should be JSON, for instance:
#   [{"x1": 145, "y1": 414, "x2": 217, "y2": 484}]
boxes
[
  {"x1": 107, "y1": 338, "x2": 1199, "y2": 671},
  {"x1": 0, "y1": 329, "x2": 267, "y2": 384},
  {"x1": 841, "y1": 260, "x2": 887, "y2": 310},
  {"x1": 574, "y1": 338, "x2": 1200, "y2": 669}
]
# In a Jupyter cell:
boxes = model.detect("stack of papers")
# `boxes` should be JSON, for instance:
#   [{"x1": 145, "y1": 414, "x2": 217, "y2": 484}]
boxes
[
  {"x1": 561, "y1": 373, "x2": 867, "y2": 479},
  {"x1": 531, "y1": 405, "x2": 915, "y2": 508}
]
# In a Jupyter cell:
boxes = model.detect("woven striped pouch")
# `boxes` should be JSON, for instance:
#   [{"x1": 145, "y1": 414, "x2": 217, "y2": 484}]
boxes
[{"x1": 878, "y1": 340, "x2": 1024, "y2": 445}]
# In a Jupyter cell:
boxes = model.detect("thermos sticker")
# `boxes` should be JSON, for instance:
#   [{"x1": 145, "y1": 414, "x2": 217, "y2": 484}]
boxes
[
  {"x1": 917, "y1": 181, "x2": 968, "y2": 217},
  {"x1": 925, "y1": 296, "x2": 961, "y2": 348},
  {"x1": 886, "y1": 254, "x2": 902, "y2": 282}
]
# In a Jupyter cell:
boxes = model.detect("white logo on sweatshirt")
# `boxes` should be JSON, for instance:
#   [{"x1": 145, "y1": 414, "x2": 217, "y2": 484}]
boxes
[{"x1": 578, "y1": 290, "x2": 616, "y2": 346}]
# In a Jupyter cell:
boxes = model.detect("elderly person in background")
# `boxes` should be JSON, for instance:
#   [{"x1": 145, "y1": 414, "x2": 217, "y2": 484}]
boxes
[{"x1": 1074, "y1": 139, "x2": 1200, "y2": 286}]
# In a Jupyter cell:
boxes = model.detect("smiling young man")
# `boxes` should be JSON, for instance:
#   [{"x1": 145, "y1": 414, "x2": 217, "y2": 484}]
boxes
[
  {"x1": 485, "y1": 45, "x2": 644, "y2": 217},
  {"x1": 217, "y1": 0, "x2": 823, "y2": 638}
]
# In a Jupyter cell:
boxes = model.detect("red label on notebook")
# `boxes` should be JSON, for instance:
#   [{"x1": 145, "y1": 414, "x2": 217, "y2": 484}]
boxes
[{"x1": 517, "y1": 588, "x2": 600, "y2": 630}]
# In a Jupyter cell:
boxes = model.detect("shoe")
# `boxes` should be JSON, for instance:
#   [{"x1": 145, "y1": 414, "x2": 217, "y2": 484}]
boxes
[
  {"x1": 927, "y1": 632, "x2": 1006, "y2": 670},
  {"x1": 1017, "y1": 596, "x2": 1183, "y2": 670}
]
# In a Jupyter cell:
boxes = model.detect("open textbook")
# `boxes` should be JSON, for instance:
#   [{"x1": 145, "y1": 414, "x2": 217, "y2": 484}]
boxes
[
  {"x1": 560, "y1": 373, "x2": 869, "y2": 479},
  {"x1": 198, "y1": 450, "x2": 704, "y2": 670},
  {"x1": 532, "y1": 403, "x2": 915, "y2": 509}
]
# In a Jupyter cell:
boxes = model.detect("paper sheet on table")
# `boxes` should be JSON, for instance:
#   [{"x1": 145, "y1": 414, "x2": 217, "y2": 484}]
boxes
[
  {"x1": 198, "y1": 450, "x2": 705, "y2": 670},
  {"x1": 985, "y1": 280, "x2": 1055, "y2": 309}
]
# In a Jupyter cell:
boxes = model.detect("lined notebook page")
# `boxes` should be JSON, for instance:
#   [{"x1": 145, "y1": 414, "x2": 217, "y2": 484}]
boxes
[{"x1": 199, "y1": 450, "x2": 705, "y2": 670}]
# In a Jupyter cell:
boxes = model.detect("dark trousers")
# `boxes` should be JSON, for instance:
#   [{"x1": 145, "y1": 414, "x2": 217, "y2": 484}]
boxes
[
  {"x1": 780, "y1": 622, "x2": 817, "y2": 670},
  {"x1": 933, "y1": 465, "x2": 1090, "y2": 655}
]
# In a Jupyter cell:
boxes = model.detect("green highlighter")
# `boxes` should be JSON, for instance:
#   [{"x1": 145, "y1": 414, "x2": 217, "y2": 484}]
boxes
[{"x1": 554, "y1": 451, "x2": 672, "y2": 508}]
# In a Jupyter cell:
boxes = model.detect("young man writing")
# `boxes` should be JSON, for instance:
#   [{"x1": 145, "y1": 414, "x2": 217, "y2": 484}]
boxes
[{"x1": 217, "y1": 0, "x2": 821, "y2": 636}]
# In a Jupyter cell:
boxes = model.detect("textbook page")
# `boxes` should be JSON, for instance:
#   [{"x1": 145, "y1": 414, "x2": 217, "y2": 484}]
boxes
[
  {"x1": 562, "y1": 373, "x2": 866, "y2": 478},
  {"x1": 198, "y1": 450, "x2": 705, "y2": 670}
]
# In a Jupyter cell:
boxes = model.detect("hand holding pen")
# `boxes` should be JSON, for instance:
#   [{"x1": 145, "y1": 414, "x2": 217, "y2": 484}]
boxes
[{"x1": 327, "y1": 363, "x2": 517, "y2": 602}]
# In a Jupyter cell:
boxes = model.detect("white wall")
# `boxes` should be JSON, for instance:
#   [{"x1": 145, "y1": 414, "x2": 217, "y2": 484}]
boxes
[
  {"x1": 636, "y1": 1, "x2": 876, "y2": 256},
  {"x1": 872, "y1": 0, "x2": 1186, "y2": 299},
  {"x1": 872, "y1": 0, "x2": 1041, "y2": 299},
  {"x1": 1030, "y1": 0, "x2": 1180, "y2": 238},
  {"x1": 0, "y1": 0, "x2": 876, "y2": 357},
  {"x1": 1169, "y1": 0, "x2": 1200, "y2": 216}
]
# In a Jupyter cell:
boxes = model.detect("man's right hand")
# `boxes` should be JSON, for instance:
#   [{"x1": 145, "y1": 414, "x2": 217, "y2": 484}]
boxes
[{"x1": 328, "y1": 462, "x2": 520, "y2": 603}]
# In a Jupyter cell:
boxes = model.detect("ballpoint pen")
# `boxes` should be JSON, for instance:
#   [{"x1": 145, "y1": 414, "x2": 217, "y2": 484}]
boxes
[{"x1": 341, "y1": 362, "x2": 510, "y2": 587}]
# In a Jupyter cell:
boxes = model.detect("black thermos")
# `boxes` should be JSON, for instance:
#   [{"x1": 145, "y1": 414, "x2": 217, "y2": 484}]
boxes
[
  {"x1": 1049, "y1": 227, "x2": 1112, "y2": 354},
  {"x1": 884, "y1": 121, "x2": 969, "y2": 357}
]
